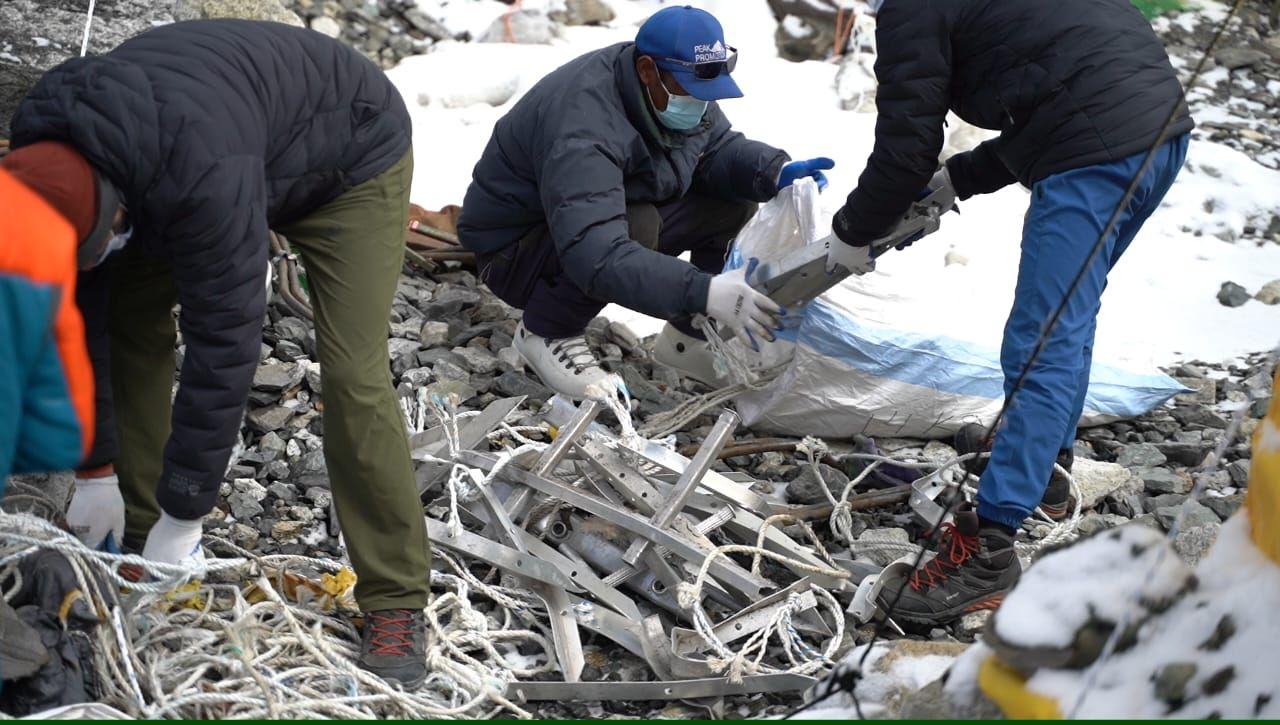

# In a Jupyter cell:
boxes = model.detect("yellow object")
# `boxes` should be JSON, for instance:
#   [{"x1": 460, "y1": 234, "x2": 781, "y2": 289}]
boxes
[
  {"x1": 165, "y1": 580, "x2": 207, "y2": 611},
  {"x1": 978, "y1": 654, "x2": 1062, "y2": 720},
  {"x1": 1246, "y1": 366, "x2": 1280, "y2": 564},
  {"x1": 58, "y1": 589, "x2": 84, "y2": 624},
  {"x1": 321, "y1": 567, "x2": 357, "y2": 598}
]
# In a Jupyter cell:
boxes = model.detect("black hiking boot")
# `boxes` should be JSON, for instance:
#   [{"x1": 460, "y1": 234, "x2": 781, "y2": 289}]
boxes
[
  {"x1": 358, "y1": 608, "x2": 427, "y2": 689},
  {"x1": 953, "y1": 423, "x2": 1076, "y2": 520},
  {"x1": 876, "y1": 507, "x2": 1021, "y2": 626}
]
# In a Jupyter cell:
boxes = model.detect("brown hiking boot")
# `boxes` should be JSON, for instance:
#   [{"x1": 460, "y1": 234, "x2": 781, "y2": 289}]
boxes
[
  {"x1": 358, "y1": 609, "x2": 427, "y2": 689},
  {"x1": 876, "y1": 507, "x2": 1021, "y2": 626},
  {"x1": 953, "y1": 423, "x2": 1076, "y2": 520}
]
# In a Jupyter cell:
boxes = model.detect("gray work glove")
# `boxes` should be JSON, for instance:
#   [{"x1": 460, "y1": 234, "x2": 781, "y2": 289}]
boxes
[{"x1": 706, "y1": 261, "x2": 783, "y2": 350}]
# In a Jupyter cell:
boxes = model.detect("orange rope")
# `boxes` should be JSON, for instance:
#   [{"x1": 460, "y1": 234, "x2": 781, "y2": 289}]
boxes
[
  {"x1": 502, "y1": 0, "x2": 524, "y2": 43},
  {"x1": 832, "y1": 3, "x2": 856, "y2": 59}
]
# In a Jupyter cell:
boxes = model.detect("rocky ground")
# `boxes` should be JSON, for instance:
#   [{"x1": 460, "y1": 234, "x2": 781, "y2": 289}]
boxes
[{"x1": 2, "y1": 0, "x2": 1278, "y2": 719}]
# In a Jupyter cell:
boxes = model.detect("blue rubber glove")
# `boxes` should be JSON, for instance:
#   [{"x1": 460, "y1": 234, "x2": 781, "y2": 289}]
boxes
[{"x1": 777, "y1": 157, "x2": 835, "y2": 192}]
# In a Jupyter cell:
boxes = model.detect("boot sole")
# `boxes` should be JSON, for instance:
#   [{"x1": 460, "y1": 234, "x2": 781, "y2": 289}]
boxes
[{"x1": 885, "y1": 590, "x2": 1011, "y2": 627}]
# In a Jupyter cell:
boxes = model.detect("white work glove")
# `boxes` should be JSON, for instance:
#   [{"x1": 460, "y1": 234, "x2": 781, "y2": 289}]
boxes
[
  {"x1": 142, "y1": 512, "x2": 207, "y2": 570},
  {"x1": 67, "y1": 474, "x2": 125, "y2": 551},
  {"x1": 705, "y1": 263, "x2": 783, "y2": 349},
  {"x1": 822, "y1": 233, "x2": 876, "y2": 275},
  {"x1": 924, "y1": 166, "x2": 958, "y2": 212}
]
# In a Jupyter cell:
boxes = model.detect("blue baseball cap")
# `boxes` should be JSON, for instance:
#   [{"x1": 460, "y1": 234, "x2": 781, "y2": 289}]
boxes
[{"x1": 635, "y1": 6, "x2": 742, "y2": 102}]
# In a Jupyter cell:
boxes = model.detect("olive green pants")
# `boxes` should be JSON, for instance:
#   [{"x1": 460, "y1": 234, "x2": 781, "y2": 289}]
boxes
[{"x1": 108, "y1": 150, "x2": 430, "y2": 611}]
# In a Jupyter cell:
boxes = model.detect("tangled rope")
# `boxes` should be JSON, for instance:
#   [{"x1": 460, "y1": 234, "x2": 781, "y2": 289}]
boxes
[{"x1": 0, "y1": 512, "x2": 544, "y2": 719}]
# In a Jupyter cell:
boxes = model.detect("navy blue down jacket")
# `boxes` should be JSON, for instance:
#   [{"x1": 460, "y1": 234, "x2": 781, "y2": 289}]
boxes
[
  {"x1": 458, "y1": 42, "x2": 789, "y2": 320},
  {"x1": 834, "y1": 0, "x2": 1193, "y2": 244},
  {"x1": 11, "y1": 20, "x2": 411, "y2": 518}
]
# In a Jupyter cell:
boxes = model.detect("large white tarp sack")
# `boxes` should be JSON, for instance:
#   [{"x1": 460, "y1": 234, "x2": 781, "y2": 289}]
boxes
[{"x1": 724, "y1": 179, "x2": 1187, "y2": 440}]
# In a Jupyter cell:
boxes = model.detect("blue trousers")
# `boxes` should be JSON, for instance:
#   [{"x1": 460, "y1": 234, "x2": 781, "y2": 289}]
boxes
[{"x1": 977, "y1": 134, "x2": 1189, "y2": 528}]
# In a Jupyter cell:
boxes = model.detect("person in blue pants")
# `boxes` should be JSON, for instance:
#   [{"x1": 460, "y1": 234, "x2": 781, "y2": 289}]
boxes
[{"x1": 822, "y1": 0, "x2": 1193, "y2": 624}]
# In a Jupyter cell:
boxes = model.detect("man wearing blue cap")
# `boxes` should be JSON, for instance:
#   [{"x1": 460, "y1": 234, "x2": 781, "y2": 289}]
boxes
[{"x1": 459, "y1": 6, "x2": 833, "y2": 400}]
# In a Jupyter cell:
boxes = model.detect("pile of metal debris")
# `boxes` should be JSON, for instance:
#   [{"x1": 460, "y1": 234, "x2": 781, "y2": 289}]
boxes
[{"x1": 398, "y1": 386, "x2": 993, "y2": 704}]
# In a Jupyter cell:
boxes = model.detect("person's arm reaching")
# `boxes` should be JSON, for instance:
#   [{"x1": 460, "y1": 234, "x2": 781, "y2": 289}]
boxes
[
  {"x1": 832, "y1": 0, "x2": 953, "y2": 245},
  {"x1": 691, "y1": 105, "x2": 790, "y2": 202},
  {"x1": 944, "y1": 136, "x2": 1016, "y2": 200},
  {"x1": 539, "y1": 138, "x2": 712, "y2": 320},
  {"x1": 154, "y1": 156, "x2": 269, "y2": 526}
]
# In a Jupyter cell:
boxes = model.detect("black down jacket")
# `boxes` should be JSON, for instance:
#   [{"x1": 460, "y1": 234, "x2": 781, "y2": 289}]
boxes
[
  {"x1": 458, "y1": 43, "x2": 789, "y2": 320},
  {"x1": 11, "y1": 20, "x2": 410, "y2": 518},
  {"x1": 834, "y1": 0, "x2": 1193, "y2": 244}
]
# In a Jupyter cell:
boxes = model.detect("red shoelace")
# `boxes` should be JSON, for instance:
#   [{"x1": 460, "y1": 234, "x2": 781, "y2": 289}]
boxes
[
  {"x1": 909, "y1": 523, "x2": 980, "y2": 591},
  {"x1": 368, "y1": 610, "x2": 417, "y2": 656}
]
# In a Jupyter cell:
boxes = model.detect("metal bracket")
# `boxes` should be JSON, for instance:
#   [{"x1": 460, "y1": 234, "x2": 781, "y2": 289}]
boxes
[
  {"x1": 508, "y1": 673, "x2": 817, "y2": 702},
  {"x1": 460, "y1": 450, "x2": 775, "y2": 601}
]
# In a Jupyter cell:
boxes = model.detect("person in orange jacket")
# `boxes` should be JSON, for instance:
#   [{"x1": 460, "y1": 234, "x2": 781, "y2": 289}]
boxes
[{"x1": 0, "y1": 141, "x2": 121, "y2": 501}]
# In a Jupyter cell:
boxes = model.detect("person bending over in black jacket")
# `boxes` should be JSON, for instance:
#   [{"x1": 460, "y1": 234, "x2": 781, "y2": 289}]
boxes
[
  {"x1": 822, "y1": 0, "x2": 1192, "y2": 626},
  {"x1": 459, "y1": 6, "x2": 835, "y2": 399},
  {"x1": 12, "y1": 19, "x2": 432, "y2": 687}
]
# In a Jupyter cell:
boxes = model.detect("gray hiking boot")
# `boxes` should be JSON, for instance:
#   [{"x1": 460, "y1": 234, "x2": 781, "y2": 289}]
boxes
[{"x1": 358, "y1": 608, "x2": 427, "y2": 689}]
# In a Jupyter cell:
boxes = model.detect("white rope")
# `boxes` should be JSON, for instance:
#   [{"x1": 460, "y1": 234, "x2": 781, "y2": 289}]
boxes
[
  {"x1": 0, "y1": 510, "x2": 543, "y2": 719},
  {"x1": 79, "y1": 0, "x2": 97, "y2": 57}
]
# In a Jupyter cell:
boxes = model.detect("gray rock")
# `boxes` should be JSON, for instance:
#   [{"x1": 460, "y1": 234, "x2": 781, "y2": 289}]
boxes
[
  {"x1": 259, "y1": 431, "x2": 287, "y2": 455},
  {"x1": 228, "y1": 479, "x2": 266, "y2": 520},
  {"x1": 420, "y1": 320, "x2": 451, "y2": 348},
  {"x1": 388, "y1": 338, "x2": 422, "y2": 374},
  {"x1": 1214, "y1": 46, "x2": 1269, "y2": 70},
  {"x1": 267, "y1": 482, "x2": 297, "y2": 504},
  {"x1": 1203, "y1": 491, "x2": 1245, "y2": 520},
  {"x1": 304, "y1": 487, "x2": 332, "y2": 509},
  {"x1": 253, "y1": 362, "x2": 305, "y2": 392},
  {"x1": 1117, "y1": 443, "x2": 1168, "y2": 468},
  {"x1": 303, "y1": 361, "x2": 322, "y2": 395},
  {"x1": 311, "y1": 15, "x2": 341, "y2": 38},
  {"x1": 498, "y1": 346, "x2": 524, "y2": 372},
  {"x1": 432, "y1": 359, "x2": 472, "y2": 383},
  {"x1": 1154, "y1": 441, "x2": 1210, "y2": 467},
  {"x1": 1077, "y1": 512, "x2": 1132, "y2": 537},
  {"x1": 549, "y1": 0, "x2": 616, "y2": 26},
  {"x1": 1226, "y1": 459, "x2": 1250, "y2": 487},
  {"x1": 421, "y1": 286, "x2": 482, "y2": 317},
  {"x1": 493, "y1": 371, "x2": 553, "y2": 403},
  {"x1": 248, "y1": 405, "x2": 296, "y2": 433},
  {"x1": 1153, "y1": 661, "x2": 1197, "y2": 704},
  {"x1": 176, "y1": 0, "x2": 304, "y2": 25},
  {"x1": 958, "y1": 609, "x2": 992, "y2": 637},
  {"x1": 274, "y1": 316, "x2": 313, "y2": 350},
  {"x1": 1155, "y1": 500, "x2": 1220, "y2": 531},
  {"x1": 1217, "y1": 281, "x2": 1251, "y2": 307},
  {"x1": 1174, "y1": 376, "x2": 1217, "y2": 405},
  {"x1": 402, "y1": 7, "x2": 451, "y2": 40},
  {"x1": 274, "y1": 339, "x2": 305, "y2": 361},
  {"x1": 271, "y1": 519, "x2": 306, "y2": 543},
  {"x1": 1145, "y1": 492, "x2": 1187, "y2": 513},
  {"x1": 1073, "y1": 458, "x2": 1144, "y2": 509},
  {"x1": 1174, "y1": 523, "x2": 1221, "y2": 565},
  {"x1": 294, "y1": 449, "x2": 327, "y2": 478},
  {"x1": 1171, "y1": 405, "x2": 1228, "y2": 429},
  {"x1": 401, "y1": 367, "x2": 434, "y2": 387},
  {"x1": 264, "y1": 460, "x2": 290, "y2": 480},
  {"x1": 230, "y1": 522, "x2": 261, "y2": 550},
  {"x1": 1140, "y1": 467, "x2": 1192, "y2": 495},
  {"x1": 1255, "y1": 279, "x2": 1280, "y2": 305},
  {"x1": 451, "y1": 346, "x2": 499, "y2": 375},
  {"x1": 478, "y1": 9, "x2": 561, "y2": 44},
  {"x1": 785, "y1": 463, "x2": 850, "y2": 505}
]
